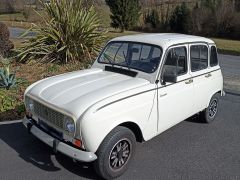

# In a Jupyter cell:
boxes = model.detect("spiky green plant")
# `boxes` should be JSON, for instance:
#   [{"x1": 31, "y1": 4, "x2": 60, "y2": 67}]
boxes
[
  {"x1": 18, "y1": 0, "x2": 106, "y2": 63},
  {"x1": 0, "y1": 56, "x2": 17, "y2": 90}
]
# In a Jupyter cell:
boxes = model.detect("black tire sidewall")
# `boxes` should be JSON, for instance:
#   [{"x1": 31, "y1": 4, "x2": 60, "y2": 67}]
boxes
[
  {"x1": 204, "y1": 93, "x2": 220, "y2": 123},
  {"x1": 94, "y1": 126, "x2": 136, "y2": 179}
]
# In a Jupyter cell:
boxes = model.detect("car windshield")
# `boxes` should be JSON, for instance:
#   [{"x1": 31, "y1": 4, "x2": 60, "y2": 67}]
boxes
[{"x1": 98, "y1": 41, "x2": 163, "y2": 73}]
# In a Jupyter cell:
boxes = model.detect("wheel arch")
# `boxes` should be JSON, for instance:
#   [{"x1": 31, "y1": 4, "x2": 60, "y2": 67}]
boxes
[
  {"x1": 119, "y1": 122, "x2": 144, "y2": 142},
  {"x1": 206, "y1": 90, "x2": 222, "y2": 107}
]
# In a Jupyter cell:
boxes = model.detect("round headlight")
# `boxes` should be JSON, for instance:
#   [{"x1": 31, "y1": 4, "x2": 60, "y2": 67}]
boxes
[
  {"x1": 29, "y1": 100, "x2": 34, "y2": 112},
  {"x1": 64, "y1": 117, "x2": 75, "y2": 133},
  {"x1": 66, "y1": 122, "x2": 75, "y2": 133},
  {"x1": 26, "y1": 98, "x2": 34, "y2": 112}
]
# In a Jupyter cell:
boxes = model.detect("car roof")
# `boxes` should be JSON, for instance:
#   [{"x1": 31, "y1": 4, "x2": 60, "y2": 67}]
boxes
[{"x1": 111, "y1": 33, "x2": 215, "y2": 50}]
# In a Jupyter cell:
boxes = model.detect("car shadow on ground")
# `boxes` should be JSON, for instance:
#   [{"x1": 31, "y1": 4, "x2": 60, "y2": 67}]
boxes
[
  {"x1": 185, "y1": 114, "x2": 204, "y2": 124},
  {"x1": 0, "y1": 122, "x2": 101, "y2": 180}
]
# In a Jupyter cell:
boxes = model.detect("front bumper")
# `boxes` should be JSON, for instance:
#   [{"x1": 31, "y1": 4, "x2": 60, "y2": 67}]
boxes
[{"x1": 23, "y1": 117, "x2": 97, "y2": 162}]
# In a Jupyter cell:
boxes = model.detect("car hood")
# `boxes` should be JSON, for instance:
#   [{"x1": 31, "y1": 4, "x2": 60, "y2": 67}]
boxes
[{"x1": 26, "y1": 68, "x2": 150, "y2": 118}]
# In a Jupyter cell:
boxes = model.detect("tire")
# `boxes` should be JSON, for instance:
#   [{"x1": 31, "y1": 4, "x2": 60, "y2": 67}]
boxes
[
  {"x1": 94, "y1": 126, "x2": 136, "y2": 180},
  {"x1": 200, "y1": 93, "x2": 220, "y2": 123}
]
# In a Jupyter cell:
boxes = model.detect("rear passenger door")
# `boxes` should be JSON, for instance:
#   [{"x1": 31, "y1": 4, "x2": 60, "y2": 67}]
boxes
[{"x1": 190, "y1": 44, "x2": 213, "y2": 113}]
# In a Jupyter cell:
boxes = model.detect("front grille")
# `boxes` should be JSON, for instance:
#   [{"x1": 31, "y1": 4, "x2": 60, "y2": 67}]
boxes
[{"x1": 33, "y1": 100, "x2": 65, "y2": 129}]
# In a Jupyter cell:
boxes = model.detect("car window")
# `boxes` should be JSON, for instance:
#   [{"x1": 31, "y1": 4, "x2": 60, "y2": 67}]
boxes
[
  {"x1": 103, "y1": 43, "x2": 122, "y2": 62},
  {"x1": 99, "y1": 42, "x2": 162, "y2": 73},
  {"x1": 210, "y1": 46, "x2": 218, "y2": 67},
  {"x1": 115, "y1": 43, "x2": 128, "y2": 63},
  {"x1": 163, "y1": 46, "x2": 188, "y2": 76},
  {"x1": 190, "y1": 45, "x2": 208, "y2": 71}
]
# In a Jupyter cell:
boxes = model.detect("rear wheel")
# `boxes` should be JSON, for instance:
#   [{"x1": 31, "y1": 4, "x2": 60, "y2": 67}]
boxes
[
  {"x1": 200, "y1": 93, "x2": 220, "y2": 123},
  {"x1": 94, "y1": 126, "x2": 136, "y2": 179}
]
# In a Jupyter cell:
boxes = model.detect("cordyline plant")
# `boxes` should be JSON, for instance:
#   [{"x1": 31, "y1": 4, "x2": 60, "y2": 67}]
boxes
[{"x1": 18, "y1": 0, "x2": 106, "y2": 63}]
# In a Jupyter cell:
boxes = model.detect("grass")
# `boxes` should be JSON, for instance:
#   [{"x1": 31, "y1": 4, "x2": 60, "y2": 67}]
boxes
[
  {"x1": 10, "y1": 38, "x2": 27, "y2": 49},
  {"x1": 0, "y1": 13, "x2": 32, "y2": 28},
  {"x1": 2, "y1": 21, "x2": 34, "y2": 29},
  {"x1": 106, "y1": 30, "x2": 139, "y2": 39},
  {"x1": 0, "y1": 5, "x2": 110, "y2": 29},
  {"x1": 0, "y1": 13, "x2": 25, "y2": 21},
  {"x1": 211, "y1": 38, "x2": 240, "y2": 56},
  {"x1": 0, "y1": 11, "x2": 42, "y2": 29}
]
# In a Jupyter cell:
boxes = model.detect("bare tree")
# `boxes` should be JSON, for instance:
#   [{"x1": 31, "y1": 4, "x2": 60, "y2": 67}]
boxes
[{"x1": 215, "y1": 0, "x2": 236, "y2": 36}]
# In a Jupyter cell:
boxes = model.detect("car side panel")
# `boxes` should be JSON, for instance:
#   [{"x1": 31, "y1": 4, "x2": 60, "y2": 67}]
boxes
[
  {"x1": 80, "y1": 89, "x2": 157, "y2": 153},
  {"x1": 204, "y1": 67, "x2": 223, "y2": 107}
]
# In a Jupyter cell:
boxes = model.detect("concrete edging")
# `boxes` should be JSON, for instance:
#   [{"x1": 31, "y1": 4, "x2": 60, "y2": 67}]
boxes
[{"x1": 0, "y1": 120, "x2": 22, "y2": 125}]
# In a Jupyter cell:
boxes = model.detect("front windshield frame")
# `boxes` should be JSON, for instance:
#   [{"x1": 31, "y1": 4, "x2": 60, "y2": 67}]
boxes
[{"x1": 97, "y1": 41, "x2": 163, "y2": 74}]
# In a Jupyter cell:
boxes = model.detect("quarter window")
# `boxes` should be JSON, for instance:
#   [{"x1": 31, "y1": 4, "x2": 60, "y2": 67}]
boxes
[
  {"x1": 190, "y1": 45, "x2": 208, "y2": 71},
  {"x1": 210, "y1": 46, "x2": 218, "y2": 66},
  {"x1": 163, "y1": 47, "x2": 188, "y2": 76}
]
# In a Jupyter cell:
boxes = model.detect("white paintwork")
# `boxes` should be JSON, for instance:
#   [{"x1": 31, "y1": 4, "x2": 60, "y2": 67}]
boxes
[
  {"x1": 24, "y1": 33, "x2": 223, "y2": 155},
  {"x1": 22, "y1": 117, "x2": 97, "y2": 162}
]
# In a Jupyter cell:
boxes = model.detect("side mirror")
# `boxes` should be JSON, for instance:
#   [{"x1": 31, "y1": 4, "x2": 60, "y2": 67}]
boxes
[{"x1": 162, "y1": 72, "x2": 177, "y2": 84}]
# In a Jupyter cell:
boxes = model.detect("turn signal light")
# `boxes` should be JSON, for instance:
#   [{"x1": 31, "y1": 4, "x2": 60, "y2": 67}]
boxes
[
  {"x1": 73, "y1": 139, "x2": 82, "y2": 148},
  {"x1": 26, "y1": 111, "x2": 33, "y2": 118}
]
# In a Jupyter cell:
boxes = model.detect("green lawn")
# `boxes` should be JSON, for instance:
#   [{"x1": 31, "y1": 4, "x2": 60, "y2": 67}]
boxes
[
  {"x1": 212, "y1": 38, "x2": 240, "y2": 56},
  {"x1": 0, "y1": 13, "x2": 25, "y2": 21},
  {"x1": 106, "y1": 30, "x2": 139, "y2": 39}
]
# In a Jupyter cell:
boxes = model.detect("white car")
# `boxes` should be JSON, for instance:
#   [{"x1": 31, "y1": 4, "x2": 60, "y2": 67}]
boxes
[{"x1": 23, "y1": 34, "x2": 224, "y2": 179}]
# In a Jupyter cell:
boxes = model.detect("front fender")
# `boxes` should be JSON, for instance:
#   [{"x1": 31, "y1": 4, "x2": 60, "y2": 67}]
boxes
[{"x1": 80, "y1": 90, "x2": 156, "y2": 153}]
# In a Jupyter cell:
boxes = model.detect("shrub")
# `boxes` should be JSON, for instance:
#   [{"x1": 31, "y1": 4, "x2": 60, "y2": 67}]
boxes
[
  {"x1": 0, "y1": 22, "x2": 14, "y2": 57},
  {"x1": 106, "y1": 0, "x2": 141, "y2": 32},
  {"x1": 0, "y1": 89, "x2": 17, "y2": 113},
  {"x1": 0, "y1": 56, "x2": 18, "y2": 90},
  {"x1": 190, "y1": 0, "x2": 238, "y2": 38},
  {"x1": 144, "y1": 9, "x2": 160, "y2": 29},
  {"x1": 169, "y1": 3, "x2": 190, "y2": 34},
  {"x1": 214, "y1": 0, "x2": 236, "y2": 37},
  {"x1": 189, "y1": 3, "x2": 215, "y2": 36},
  {"x1": 18, "y1": 0, "x2": 106, "y2": 63}
]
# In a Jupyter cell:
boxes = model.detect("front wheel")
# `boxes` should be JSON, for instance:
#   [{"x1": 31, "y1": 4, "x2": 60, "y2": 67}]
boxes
[
  {"x1": 94, "y1": 126, "x2": 136, "y2": 180},
  {"x1": 200, "y1": 93, "x2": 220, "y2": 123}
]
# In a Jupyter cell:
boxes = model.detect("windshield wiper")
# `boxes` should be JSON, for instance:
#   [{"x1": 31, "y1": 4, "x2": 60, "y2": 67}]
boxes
[
  {"x1": 103, "y1": 53, "x2": 114, "y2": 66},
  {"x1": 123, "y1": 51, "x2": 131, "y2": 70}
]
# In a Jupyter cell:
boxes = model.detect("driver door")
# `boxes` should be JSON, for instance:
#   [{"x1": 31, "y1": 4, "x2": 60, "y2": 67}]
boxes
[{"x1": 157, "y1": 45, "x2": 195, "y2": 133}]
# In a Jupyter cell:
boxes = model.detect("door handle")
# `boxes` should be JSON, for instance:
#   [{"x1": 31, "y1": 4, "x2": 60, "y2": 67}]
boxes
[
  {"x1": 185, "y1": 79, "x2": 193, "y2": 84},
  {"x1": 160, "y1": 93, "x2": 167, "y2": 97},
  {"x1": 205, "y1": 73, "x2": 212, "y2": 78}
]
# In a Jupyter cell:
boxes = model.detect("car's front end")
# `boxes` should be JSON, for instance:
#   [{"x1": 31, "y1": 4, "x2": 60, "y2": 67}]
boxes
[{"x1": 23, "y1": 94, "x2": 97, "y2": 162}]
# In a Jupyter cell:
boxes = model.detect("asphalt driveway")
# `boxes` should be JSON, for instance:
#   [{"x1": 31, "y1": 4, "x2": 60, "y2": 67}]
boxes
[
  {"x1": 0, "y1": 93, "x2": 240, "y2": 180},
  {"x1": 219, "y1": 54, "x2": 240, "y2": 93}
]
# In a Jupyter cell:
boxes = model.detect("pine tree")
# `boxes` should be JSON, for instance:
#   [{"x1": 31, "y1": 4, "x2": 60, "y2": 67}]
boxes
[{"x1": 105, "y1": 0, "x2": 141, "y2": 32}]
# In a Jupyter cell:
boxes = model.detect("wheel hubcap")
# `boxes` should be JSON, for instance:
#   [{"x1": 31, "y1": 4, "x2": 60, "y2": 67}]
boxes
[
  {"x1": 209, "y1": 99, "x2": 218, "y2": 118},
  {"x1": 109, "y1": 139, "x2": 131, "y2": 170}
]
